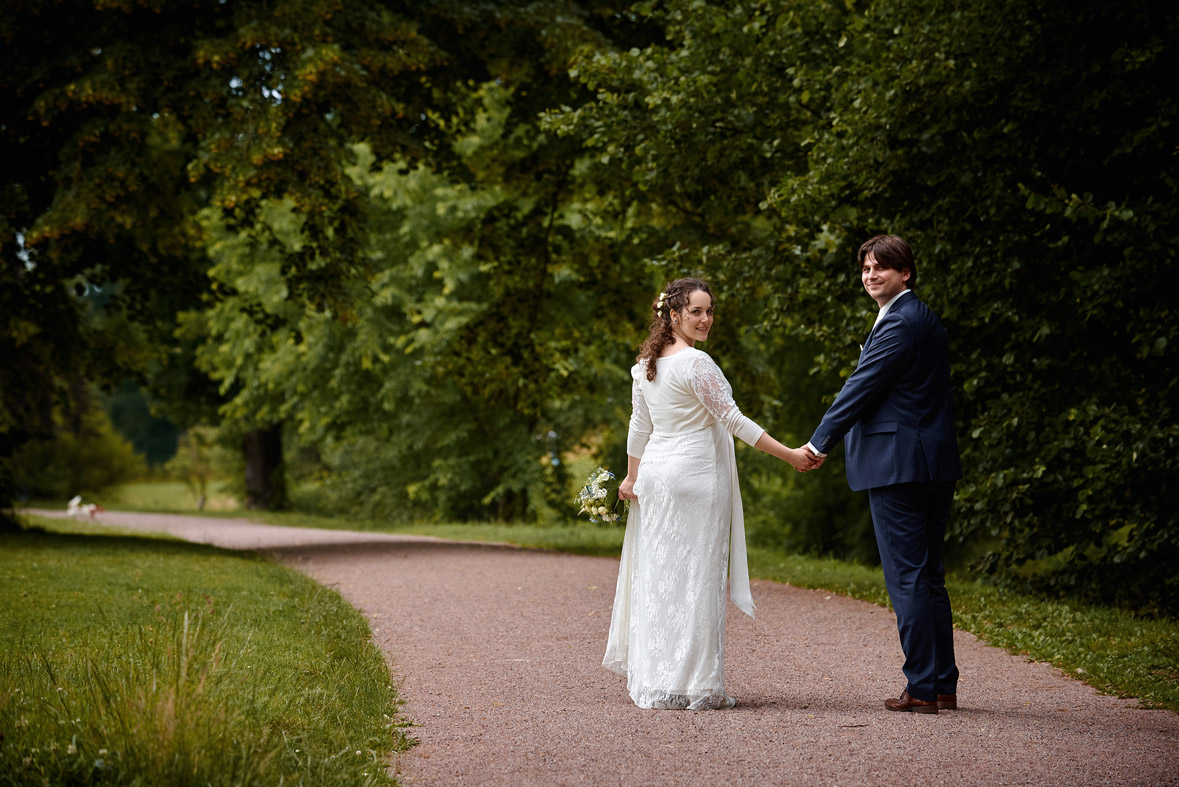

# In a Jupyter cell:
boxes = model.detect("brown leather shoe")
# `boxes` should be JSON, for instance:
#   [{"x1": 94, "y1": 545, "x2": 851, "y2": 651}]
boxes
[
  {"x1": 884, "y1": 689, "x2": 938, "y2": 714},
  {"x1": 937, "y1": 694, "x2": 957, "y2": 710}
]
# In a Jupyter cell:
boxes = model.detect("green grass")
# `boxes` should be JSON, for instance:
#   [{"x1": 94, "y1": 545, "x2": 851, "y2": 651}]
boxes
[
  {"x1": 748, "y1": 549, "x2": 1179, "y2": 713},
  {"x1": 0, "y1": 516, "x2": 410, "y2": 786},
  {"x1": 254, "y1": 511, "x2": 631, "y2": 557},
  {"x1": 27, "y1": 480, "x2": 238, "y2": 514}
]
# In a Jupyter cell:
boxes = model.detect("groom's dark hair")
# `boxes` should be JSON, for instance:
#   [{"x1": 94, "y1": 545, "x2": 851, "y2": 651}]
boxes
[{"x1": 858, "y1": 234, "x2": 916, "y2": 288}]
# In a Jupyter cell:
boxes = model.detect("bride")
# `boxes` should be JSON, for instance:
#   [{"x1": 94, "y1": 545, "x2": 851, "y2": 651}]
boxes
[{"x1": 603, "y1": 277, "x2": 818, "y2": 709}]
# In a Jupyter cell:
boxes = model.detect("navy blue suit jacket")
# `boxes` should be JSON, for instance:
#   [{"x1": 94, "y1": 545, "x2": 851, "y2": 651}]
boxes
[{"x1": 809, "y1": 291, "x2": 962, "y2": 492}]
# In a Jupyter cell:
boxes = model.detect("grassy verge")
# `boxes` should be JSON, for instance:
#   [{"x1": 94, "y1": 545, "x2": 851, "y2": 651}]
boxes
[
  {"x1": 0, "y1": 516, "x2": 410, "y2": 786},
  {"x1": 26, "y1": 480, "x2": 238, "y2": 514},
  {"x1": 748, "y1": 549, "x2": 1179, "y2": 713},
  {"x1": 245, "y1": 512, "x2": 1179, "y2": 714},
  {"x1": 254, "y1": 511, "x2": 631, "y2": 557}
]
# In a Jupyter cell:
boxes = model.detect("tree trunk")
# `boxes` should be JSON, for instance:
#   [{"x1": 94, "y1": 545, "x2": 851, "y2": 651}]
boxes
[
  {"x1": 0, "y1": 467, "x2": 21, "y2": 533},
  {"x1": 243, "y1": 425, "x2": 286, "y2": 510},
  {"x1": 0, "y1": 511, "x2": 20, "y2": 534}
]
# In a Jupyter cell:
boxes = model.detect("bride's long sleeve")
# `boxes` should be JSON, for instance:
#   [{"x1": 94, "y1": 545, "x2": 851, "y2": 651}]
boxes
[
  {"x1": 690, "y1": 354, "x2": 765, "y2": 447},
  {"x1": 626, "y1": 364, "x2": 653, "y2": 458}
]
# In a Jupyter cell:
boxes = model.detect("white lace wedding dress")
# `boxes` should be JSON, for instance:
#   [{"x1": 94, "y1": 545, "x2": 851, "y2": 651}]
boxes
[{"x1": 603, "y1": 348, "x2": 763, "y2": 709}]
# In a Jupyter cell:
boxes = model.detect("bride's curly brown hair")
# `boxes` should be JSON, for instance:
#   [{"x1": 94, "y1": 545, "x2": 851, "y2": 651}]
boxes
[{"x1": 636, "y1": 277, "x2": 712, "y2": 382}]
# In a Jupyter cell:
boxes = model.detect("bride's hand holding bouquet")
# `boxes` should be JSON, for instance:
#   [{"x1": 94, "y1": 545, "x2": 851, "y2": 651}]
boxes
[{"x1": 576, "y1": 466, "x2": 624, "y2": 524}]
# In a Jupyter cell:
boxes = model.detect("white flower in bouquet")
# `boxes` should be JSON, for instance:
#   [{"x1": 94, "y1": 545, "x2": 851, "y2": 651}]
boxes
[{"x1": 576, "y1": 466, "x2": 623, "y2": 523}]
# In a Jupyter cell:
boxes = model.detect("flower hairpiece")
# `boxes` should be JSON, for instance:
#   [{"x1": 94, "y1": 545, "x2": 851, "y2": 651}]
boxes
[{"x1": 656, "y1": 291, "x2": 667, "y2": 318}]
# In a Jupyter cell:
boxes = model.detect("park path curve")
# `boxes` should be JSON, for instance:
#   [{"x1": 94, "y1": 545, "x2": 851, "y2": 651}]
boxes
[{"x1": 27, "y1": 510, "x2": 1179, "y2": 785}]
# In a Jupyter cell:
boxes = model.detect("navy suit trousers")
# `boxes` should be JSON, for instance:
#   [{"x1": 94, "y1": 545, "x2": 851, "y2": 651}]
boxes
[{"x1": 868, "y1": 481, "x2": 959, "y2": 701}]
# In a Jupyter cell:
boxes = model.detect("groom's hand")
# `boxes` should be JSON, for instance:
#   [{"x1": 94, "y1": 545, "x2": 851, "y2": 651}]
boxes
[
  {"x1": 786, "y1": 447, "x2": 823, "y2": 472},
  {"x1": 804, "y1": 442, "x2": 827, "y2": 470}
]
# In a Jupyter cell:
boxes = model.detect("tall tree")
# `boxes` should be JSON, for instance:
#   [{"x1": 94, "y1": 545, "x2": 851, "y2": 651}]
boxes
[
  {"x1": 189, "y1": 2, "x2": 658, "y2": 521},
  {"x1": 1, "y1": 0, "x2": 449, "y2": 516},
  {"x1": 553, "y1": 0, "x2": 1179, "y2": 609}
]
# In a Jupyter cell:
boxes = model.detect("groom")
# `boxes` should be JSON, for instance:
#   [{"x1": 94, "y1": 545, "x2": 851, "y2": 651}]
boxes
[{"x1": 805, "y1": 234, "x2": 962, "y2": 714}]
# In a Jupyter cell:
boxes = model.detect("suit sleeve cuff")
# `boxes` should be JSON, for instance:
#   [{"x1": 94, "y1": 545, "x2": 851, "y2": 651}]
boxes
[{"x1": 805, "y1": 442, "x2": 826, "y2": 458}]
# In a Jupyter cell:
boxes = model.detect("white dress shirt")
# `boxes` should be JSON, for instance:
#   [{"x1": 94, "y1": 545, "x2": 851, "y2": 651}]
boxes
[{"x1": 872, "y1": 288, "x2": 911, "y2": 329}]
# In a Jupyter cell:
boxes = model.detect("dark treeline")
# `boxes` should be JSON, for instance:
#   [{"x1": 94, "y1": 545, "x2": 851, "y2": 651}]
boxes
[{"x1": 2, "y1": 0, "x2": 1175, "y2": 613}]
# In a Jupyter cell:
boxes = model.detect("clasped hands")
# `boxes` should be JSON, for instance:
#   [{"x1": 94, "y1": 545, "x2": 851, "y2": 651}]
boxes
[{"x1": 786, "y1": 445, "x2": 826, "y2": 474}]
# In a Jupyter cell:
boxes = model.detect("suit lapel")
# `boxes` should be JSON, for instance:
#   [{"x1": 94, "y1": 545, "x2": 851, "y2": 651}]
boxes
[{"x1": 863, "y1": 291, "x2": 916, "y2": 355}]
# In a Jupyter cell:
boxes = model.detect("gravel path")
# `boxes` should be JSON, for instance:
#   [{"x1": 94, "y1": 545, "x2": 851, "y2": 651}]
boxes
[{"x1": 27, "y1": 510, "x2": 1179, "y2": 785}]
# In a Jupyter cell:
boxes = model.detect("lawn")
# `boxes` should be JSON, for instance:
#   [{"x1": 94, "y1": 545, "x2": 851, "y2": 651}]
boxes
[
  {"x1": 0, "y1": 517, "x2": 410, "y2": 786},
  {"x1": 28, "y1": 480, "x2": 238, "y2": 514}
]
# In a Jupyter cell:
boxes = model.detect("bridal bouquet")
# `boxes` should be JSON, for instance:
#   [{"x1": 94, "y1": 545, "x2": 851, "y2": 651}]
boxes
[{"x1": 576, "y1": 466, "x2": 623, "y2": 524}]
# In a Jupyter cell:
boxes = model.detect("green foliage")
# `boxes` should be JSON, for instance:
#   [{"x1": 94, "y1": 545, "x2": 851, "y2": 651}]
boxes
[
  {"x1": 188, "y1": 18, "x2": 652, "y2": 522},
  {"x1": 0, "y1": 520, "x2": 408, "y2": 786},
  {"x1": 732, "y1": 326, "x2": 878, "y2": 563},
  {"x1": 163, "y1": 427, "x2": 239, "y2": 510},
  {"x1": 778, "y1": 0, "x2": 1178, "y2": 611},
  {"x1": 744, "y1": 449, "x2": 876, "y2": 564},
  {"x1": 544, "y1": 0, "x2": 876, "y2": 553},
  {"x1": 5, "y1": 402, "x2": 146, "y2": 499},
  {"x1": 7, "y1": 0, "x2": 1175, "y2": 611},
  {"x1": 105, "y1": 380, "x2": 180, "y2": 466},
  {"x1": 807, "y1": 0, "x2": 1178, "y2": 611},
  {"x1": 0, "y1": 0, "x2": 454, "y2": 507},
  {"x1": 551, "y1": 0, "x2": 1179, "y2": 611}
]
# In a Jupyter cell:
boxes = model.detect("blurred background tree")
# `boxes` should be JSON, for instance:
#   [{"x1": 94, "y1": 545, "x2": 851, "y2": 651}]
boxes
[
  {"x1": 104, "y1": 382, "x2": 180, "y2": 467},
  {"x1": 185, "y1": 5, "x2": 656, "y2": 521},
  {"x1": 163, "y1": 426, "x2": 239, "y2": 511},
  {"x1": 3, "y1": 0, "x2": 1174, "y2": 612},
  {"x1": 551, "y1": 0, "x2": 1178, "y2": 610},
  {"x1": 8, "y1": 398, "x2": 146, "y2": 501},
  {"x1": 2, "y1": 0, "x2": 475, "y2": 516}
]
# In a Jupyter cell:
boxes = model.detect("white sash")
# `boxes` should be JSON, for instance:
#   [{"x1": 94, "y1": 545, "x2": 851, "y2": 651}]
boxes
[{"x1": 718, "y1": 424, "x2": 756, "y2": 618}]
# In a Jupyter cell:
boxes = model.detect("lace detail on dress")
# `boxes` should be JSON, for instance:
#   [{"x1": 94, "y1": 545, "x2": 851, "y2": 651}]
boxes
[
  {"x1": 689, "y1": 353, "x2": 738, "y2": 422},
  {"x1": 689, "y1": 353, "x2": 764, "y2": 447},
  {"x1": 630, "y1": 687, "x2": 736, "y2": 711},
  {"x1": 615, "y1": 424, "x2": 734, "y2": 710},
  {"x1": 605, "y1": 350, "x2": 748, "y2": 711}
]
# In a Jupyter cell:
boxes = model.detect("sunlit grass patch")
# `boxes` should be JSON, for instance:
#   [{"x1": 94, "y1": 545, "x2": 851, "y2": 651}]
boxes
[
  {"x1": 252, "y1": 511, "x2": 630, "y2": 558},
  {"x1": 109, "y1": 479, "x2": 240, "y2": 511},
  {"x1": 946, "y1": 586, "x2": 1179, "y2": 712},
  {"x1": 25, "y1": 480, "x2": 239, "y2": 516},
  {"x1": 0, "y1": 520, "x2": 409, "y2": 786}
]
